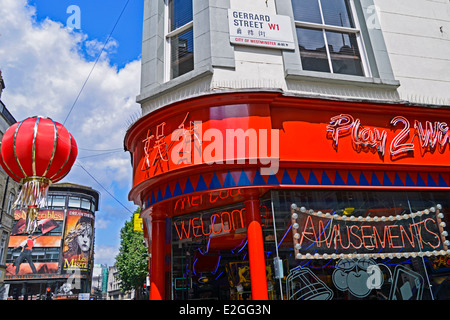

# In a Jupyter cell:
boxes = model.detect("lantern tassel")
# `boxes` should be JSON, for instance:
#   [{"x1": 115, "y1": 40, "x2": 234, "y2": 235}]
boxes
[
  {"x1": 13, "y1": 177, "x2": 51, "y2": 234},
  {"x1": 13, "y1": 177, "x2": 51, "y2": 209}
]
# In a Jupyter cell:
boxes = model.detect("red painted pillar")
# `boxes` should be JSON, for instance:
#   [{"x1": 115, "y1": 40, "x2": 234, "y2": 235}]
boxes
[
  {"x1": 150, "y1": 214, "x2": 166, "y2": 300},
  {"x1": 245, "y1": 195, "x2": 268, "y2": 300}
]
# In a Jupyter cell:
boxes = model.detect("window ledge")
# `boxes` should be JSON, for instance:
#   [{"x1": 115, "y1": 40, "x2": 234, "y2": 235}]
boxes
[
  {"x1": 137, "y1": 65, "x2": 214, "y2": 104},
  {"x1": 285, "y1": 69, "x2": 400, "y2": 90}
]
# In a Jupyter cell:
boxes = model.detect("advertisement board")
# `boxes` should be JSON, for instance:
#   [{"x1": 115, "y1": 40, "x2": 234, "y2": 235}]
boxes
[
  {"x1": 5, "y1": 209, "x2": 64, "y2": 279},
  {"x1": 61, "y1": 210, "x2": 95, "y2": 276}
]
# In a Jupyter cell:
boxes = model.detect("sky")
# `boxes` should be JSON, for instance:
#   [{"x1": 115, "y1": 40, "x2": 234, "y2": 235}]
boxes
[{"x1": 0, "y1": 0, "x2": 144, "y2": 266}]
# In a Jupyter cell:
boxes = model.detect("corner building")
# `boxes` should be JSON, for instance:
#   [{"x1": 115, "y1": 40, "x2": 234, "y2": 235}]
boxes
[{"x1": 125, "y1": 0, "x2": 450, "y2": 300}]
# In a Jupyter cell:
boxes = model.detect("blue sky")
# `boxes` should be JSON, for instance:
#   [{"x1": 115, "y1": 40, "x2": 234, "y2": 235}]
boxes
[
  {"x1": 0, "y1": 0, "x2": 145, "y2": 266},
  {"x1": 29, "y1": 0, "x2": 143, "y2": 69}
]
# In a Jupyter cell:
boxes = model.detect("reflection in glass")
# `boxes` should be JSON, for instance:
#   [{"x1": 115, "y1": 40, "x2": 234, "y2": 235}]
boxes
[
  {"x1": 297, "y1": 28, "x2": 330, "y2": 72},
  {"x1": 326, "y1": 31, "x2": 364, "y2": 76},
  {"x1": 320, "y1": 0, "x2": 355, "y2": 28},
  {"x1": 170, "y1": 28, "x2": 194, "y2": 79},
  {"x1": 168, "y1": 0, "x2": 193, "y2": 31},
  {"x1": 292, "y1": 0, "x2": 322, "y2": 24}
]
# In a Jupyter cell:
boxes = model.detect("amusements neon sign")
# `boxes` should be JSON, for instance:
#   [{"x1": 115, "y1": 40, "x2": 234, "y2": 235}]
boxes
[
  {"x1": 326, "y1": 114, "x2": 450, "y2": 158},
  {"x1": 290, "y1": 204, "x2": 449, "y2": 259}
]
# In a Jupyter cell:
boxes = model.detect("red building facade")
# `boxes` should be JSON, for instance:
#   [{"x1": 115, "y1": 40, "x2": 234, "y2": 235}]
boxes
[{"x1": 125, "y1": 92, "x2": 450, "y2": 300}]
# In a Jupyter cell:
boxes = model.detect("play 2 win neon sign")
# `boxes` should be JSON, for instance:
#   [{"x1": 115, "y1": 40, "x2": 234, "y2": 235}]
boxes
[{"x1": 326, "y1": 114, "x2": 450, "y2": 158}]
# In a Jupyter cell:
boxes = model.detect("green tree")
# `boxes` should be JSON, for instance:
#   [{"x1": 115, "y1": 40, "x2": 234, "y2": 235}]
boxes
[{"x1": 115, "y1": 208, "x2": 148, "y2": 298}]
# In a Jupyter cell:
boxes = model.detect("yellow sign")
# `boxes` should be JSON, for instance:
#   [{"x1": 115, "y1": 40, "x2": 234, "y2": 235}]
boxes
[{"x1": 134, "y1": 213, "x2": 143, "y2": 232}]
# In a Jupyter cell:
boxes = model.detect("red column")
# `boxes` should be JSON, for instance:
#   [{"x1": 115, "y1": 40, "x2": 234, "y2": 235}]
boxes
[
  {"x1": 244, "y1": 196, "x2": 269, "y2": 300},
  {"x1": 149, "y1": 215, "x2": 166, "y2": 300}
]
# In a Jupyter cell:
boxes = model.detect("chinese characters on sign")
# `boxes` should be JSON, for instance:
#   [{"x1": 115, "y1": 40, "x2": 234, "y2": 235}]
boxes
[
  {"x1": 141, "y1": 112, "x2": 202, "y2": 175},
  {"x1": 228, "y1": 9, "x2": 295, "y2": 50},
  {"x1": 140, "y1": 111, "x2": 280, "y2": 177}
]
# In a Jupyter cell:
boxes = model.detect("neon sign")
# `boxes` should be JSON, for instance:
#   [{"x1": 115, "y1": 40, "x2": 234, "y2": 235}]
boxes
[
  {"x1": 290, "y1": 204, "x2": 449, "y2": 259},
  {"x1": 174, "y1": 189, "x2": 244, "y2": 214},
  {"x1": 173, "y1": 208, "x2": 246, "y2": 240},
  {"x1": 141, "y1": 112, "x2": 280, "y2": 177},
  {"x1": 326, "y1": 114, "x2": 450, "y2": 158}
]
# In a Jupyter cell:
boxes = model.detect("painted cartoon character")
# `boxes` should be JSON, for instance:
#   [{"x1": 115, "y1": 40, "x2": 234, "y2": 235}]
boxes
[{"x1": 332, "y1": 258, "x2": 383, "y2": 298}]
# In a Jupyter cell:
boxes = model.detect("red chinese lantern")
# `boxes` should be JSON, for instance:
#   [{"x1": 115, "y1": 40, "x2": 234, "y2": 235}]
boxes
[{"x1": 0, "y1": 116, "x2": 77, "y2": 233}]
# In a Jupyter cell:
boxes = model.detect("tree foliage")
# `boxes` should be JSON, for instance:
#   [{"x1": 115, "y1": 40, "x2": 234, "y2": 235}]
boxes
[{"x1": 115, "y1": 208, "x2": 148, "y2": 293}]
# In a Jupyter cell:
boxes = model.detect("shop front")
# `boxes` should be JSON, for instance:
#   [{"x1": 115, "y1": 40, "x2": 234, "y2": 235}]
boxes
[{"x1": 125, "y1": 92, "x2": 450, "y2": 300}]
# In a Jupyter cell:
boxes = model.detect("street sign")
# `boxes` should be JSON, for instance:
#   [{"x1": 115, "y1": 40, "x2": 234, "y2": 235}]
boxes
[{"x1": 228, "y1": 9, "x2": 295, "y2": 50}]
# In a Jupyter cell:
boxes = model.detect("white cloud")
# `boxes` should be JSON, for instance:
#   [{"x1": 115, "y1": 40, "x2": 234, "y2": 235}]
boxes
[
  {"x1": 95, "y1": 217, "x2": 111, "y2": 230},
  {"x1": 94, "y1": 245, "x2": 119, "y2": 266},
  {"x1": 0, "y1": 0, "x2": 142, "y2": 265},
  {"x1": 0, "y1": 0, "x2": 141, "y2": 189}
]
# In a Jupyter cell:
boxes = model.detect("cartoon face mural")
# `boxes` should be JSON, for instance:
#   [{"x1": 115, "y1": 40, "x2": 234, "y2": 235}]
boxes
[{"x1": 332, "y1": 258, "x2": 384, "y2": 298}]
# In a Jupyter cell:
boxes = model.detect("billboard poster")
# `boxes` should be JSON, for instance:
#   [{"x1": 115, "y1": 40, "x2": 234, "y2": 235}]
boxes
[
  {"x1": 61, "y1": 210, "x2": 94, "y2": 276},
  {"x1": 6, "y1": 209, "x2": 64, "y2": 279}
]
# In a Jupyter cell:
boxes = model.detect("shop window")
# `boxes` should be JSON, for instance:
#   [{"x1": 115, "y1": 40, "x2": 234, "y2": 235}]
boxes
[
  {"x1": 269, "y1": 190, "x2": 450, "y2": 300},
  {"x1": 292, "y1": 0, "x2": 366, "y2": 76},
  {"x1": 165, "y1": 0, "x2": 194, "y2": 80},
  {"x1": 170, "y1": 199, "x2": 277, "y2": 300}
]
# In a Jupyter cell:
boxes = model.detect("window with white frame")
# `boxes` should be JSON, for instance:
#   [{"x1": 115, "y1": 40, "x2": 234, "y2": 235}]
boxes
[
  {"x1": 6, "y1": 191, "x2": 15, "y2": 215},
  {"x1": 292, "y1": 0, "x2": 367, "y2": 76},
  {"x1": 0, "y1": 231, "x2": 7, "y2": 263},
  {"x1": 166, "y1": 0, "x2": 194, "y2": 80}
]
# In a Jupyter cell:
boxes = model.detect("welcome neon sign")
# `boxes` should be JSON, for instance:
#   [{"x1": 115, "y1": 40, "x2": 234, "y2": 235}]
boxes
[
  {"x1": 173, "y1": 208, "x2": 246, "y2": 240},
  {"x1": 291, "y1": 204, "x2": 450, "y2": 260}
]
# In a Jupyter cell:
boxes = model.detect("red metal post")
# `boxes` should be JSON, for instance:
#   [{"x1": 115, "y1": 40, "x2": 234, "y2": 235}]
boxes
[
  {"x1": 149, "y1": 215, "x2": 166, "y2": 300},
  {"x1": 244, "y1": 196, "x2": 269, "y2": 300}
]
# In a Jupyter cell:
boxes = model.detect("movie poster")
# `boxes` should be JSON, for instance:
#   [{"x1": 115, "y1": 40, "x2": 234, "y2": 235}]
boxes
[
  {"x1": 6, "y1": 209, "x2": 63, "y2": 279},
  {"x1": 61, "y1": 210, "x2": 94, "y2": 276}
]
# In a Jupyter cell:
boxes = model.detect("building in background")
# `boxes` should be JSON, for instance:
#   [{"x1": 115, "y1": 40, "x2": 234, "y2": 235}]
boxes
[
  {"x1": 91, "y1": 263, "x2": 108, "y2": 300},
  {"x1": 0, "y1": 70, "x2": 21, "y2": 300},
  {"x1": 106, "y1": 265, "x2": 135, "y2": 300},
  {"x1": 125, "y1": 0, "x2": 450, "y2": 300},
  {"x1": 4, "y1": 182, "x2": 99, "y2": 300}
]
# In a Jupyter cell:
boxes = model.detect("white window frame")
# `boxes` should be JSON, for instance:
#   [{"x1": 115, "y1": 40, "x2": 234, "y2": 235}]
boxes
[
  {"x1": 293, "y1": 0, "x2": 371, "y2": 77},
  {"x1": 0, "y1": 231, "x2": 7, "y2": 263},
  {"x1": 164, "y1": 0, "x2": 194, "y2": 82},
  {"x1": 6, "y1": 191, "x2": 15, "y2": 215}
]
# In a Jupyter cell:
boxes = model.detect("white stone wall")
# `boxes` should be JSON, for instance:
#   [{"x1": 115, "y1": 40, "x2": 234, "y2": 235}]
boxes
[
  {"x1": 374, "y1": 0, "x2": 450, "y2": 105},
  {"x1": 138, "y1": 0, "x2": 450, "y2": 115}
]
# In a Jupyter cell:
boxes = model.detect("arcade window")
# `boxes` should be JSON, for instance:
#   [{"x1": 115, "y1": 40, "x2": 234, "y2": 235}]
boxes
[
  {"x1": 292, "y1": 0, "x2": 366, "y2": 76},
  {"x1": 165, "y1": 0, "x2": 194, "y2": 80}
]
